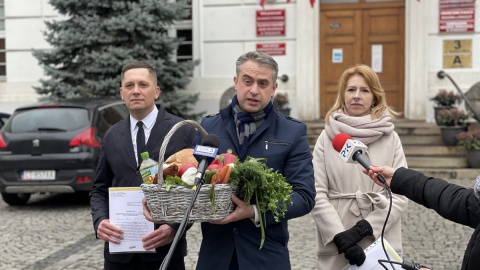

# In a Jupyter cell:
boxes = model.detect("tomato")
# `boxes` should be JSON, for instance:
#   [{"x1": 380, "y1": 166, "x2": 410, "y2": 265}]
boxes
[
  {"x1": 177, "y1": 163, "x2": 197, "y2": 177},
  {"x1": 206, "y1": 163, "x2": 223, "y2": 171}
]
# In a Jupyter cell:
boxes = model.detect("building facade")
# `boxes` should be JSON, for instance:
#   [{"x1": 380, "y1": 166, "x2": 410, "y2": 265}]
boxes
[{"x1": 1, "y1": 0, "x2": 479, "y2": 123}]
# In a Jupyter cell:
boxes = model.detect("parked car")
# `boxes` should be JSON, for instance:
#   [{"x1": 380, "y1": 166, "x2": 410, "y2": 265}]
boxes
[
  {"x1": 0, "y1": 112, "x2": 10, "y2": 129},
  {"x1": 0, "y1": 98, "x2": 129, "y2": 205}
]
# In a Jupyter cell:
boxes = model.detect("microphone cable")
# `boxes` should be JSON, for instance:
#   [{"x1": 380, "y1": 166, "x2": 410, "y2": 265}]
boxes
[
  {"x1": 376, "y1": 177, "x2": 427, "y2": 270},
  {"x1": 378, "y1": 181, "x2": 395, "y2": 270}
]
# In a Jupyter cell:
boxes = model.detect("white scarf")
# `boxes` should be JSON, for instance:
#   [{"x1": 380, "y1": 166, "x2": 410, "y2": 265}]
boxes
[{"x1": 325, "y1": 109, "x2": 394, "y2": 145}]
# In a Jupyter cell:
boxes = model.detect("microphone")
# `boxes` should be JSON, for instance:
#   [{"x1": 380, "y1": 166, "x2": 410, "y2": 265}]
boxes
[
  {"x1": 159, "y1": 133, "x2": 220, "y2": 270},
  {"x1": 193, "y1": 134, "x2": 220, "y2": 185},
  {"x1": 332, "y1": 133, "x2": 387, "y2": 185}
]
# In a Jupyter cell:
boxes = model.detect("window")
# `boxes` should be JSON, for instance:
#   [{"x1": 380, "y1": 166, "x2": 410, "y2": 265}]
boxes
[
  {"x1": 0, "y1": 112, "x2": 9, "y2": 128},
  {"x1": 0, "y1": 0, "x2": 4, "y2": 31},
  {"x1": 0, "y1": 39, "x2": 6, "y2": 78},
  {"x1": 96, "y1": 104, "x2": 128, "y2": 137},
  {"x1": 0, "y1": 0, "x2": 5, "y2": 79},
  {"x1": 174, "y1": 0, "x2": 193, "y2": 64},
  {"x1": 176, "y1": 29, "x2": 192, "y2": 63},
  {"x1": 10, "y1": 108, "x2": 90, "y2": 133}
]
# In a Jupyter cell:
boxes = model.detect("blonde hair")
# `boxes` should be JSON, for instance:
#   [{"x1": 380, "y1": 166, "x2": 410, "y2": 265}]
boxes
[{"x1": 325, "y1": 64, "x2": 400, "y2": 123}]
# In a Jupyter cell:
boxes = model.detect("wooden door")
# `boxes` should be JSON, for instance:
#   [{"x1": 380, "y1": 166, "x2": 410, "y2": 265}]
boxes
[
  {"x1": 320, "y1": 10, "x2": 362, "y2": 118},
  {"x1": 319, "y1": 2, "x2": 405, "y2": 118}
]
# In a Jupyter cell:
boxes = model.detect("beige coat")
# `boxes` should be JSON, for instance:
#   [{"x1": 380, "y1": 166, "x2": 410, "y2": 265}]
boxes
[{"x1": 311, "y1": 131, "x2": 408, "y2": 270}]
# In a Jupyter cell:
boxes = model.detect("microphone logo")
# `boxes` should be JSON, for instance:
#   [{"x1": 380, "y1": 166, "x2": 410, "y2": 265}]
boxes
[
  {"x1": 339, "y1": 141, "x2": 352, "y2": 159},
  {"x1": 338, "y1": 139, "x2": 367, "y2": 163},
  {"x1": 194, "y1": 145, "x2": 218, "y2": 159}
]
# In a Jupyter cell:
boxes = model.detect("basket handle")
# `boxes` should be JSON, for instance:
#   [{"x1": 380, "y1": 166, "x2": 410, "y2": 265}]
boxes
[{"x1": 157, "y1": 120, "x2": 208, "y2": 186}]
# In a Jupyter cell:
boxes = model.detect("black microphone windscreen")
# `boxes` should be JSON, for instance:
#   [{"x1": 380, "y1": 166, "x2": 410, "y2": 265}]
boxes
[{"x1": 201, "y1": 134, "x2": 220, "y2": 148}]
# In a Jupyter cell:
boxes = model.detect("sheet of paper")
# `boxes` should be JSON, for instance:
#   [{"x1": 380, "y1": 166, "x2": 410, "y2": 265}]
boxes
[
  {"x1": 108, "y1": 187, "x2": 155, "y2": 253},
  {"x1": 343, "y1": 238, "x2": 402, "y2": 270},
  {"x1": 371, "y1": 44, "x2": 383, "y2": 73}
]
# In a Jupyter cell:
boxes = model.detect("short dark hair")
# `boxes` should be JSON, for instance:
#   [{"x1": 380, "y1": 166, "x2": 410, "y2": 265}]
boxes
[
  {"x1": 121, "y1": 61, "x2": 157, "y2": 85},
  {"x1": 236, "y1": 51, "x2": 278, "y2": 83}
]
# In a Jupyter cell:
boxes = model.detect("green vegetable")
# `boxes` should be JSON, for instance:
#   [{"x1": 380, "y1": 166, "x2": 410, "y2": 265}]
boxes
[
  {"x1": 230, "y1": 157, "x2": 293, "y2": 249},
  {"x1": 204, "y1": 169, "x2": 218, "y2": 184},
  {"x1": 164, "y1": 175, "x2": 192, "y2": 191},
  {"x1": 209, "y1": 185, "x2": 216, "y2": 214}
]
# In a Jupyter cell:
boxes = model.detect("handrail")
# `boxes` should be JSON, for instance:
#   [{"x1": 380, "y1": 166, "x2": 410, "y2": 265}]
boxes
[{"x1": 437, "y1": 70, "x2": 480, "y2": 123}]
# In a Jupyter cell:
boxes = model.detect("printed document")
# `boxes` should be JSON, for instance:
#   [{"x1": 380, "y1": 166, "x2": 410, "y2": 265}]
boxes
[
  {"x1": 343, "y1": 238, "x2": 402, "y2": 270},
  {"x1": 108, "y1": 187, "x2": 155, "y2": 253}
]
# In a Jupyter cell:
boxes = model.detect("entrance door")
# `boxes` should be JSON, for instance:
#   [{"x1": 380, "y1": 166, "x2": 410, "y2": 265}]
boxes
[{"x1": 319, "y1": 1, "x2": 405, "y2": 118}]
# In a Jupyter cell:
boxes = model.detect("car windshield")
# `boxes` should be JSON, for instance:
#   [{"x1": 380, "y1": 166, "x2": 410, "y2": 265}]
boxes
[{"x1": 10, "y1": 108, "x2": 90, "y2": 133}]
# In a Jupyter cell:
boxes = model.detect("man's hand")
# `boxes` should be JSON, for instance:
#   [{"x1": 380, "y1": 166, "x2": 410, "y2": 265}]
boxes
[
  {"x1": 362, "y1": 165, "x2": 396, "y2": 187},
  {"x1": 97, "y1": 219, "x2": 123, "y2": 244},
  {"x1": 142, "y1": 224, "x2": 176, "y2": 250},
  {"x1": 211, "y1": 195, "x2": 255, "y2": 225},
  {"x1": 142, "y1": 197, "x2": 154, "y2": 222}
]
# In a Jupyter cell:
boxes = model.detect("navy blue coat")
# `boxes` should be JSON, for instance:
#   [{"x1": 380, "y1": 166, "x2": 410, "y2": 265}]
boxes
[
  {"x1": 90, "y1": 106, "x2": 195, "y2": 263},
  {"x1": 195, "y1": 104, "x2": 316, "y2": 270},
  {"x1": 391, "y1": 167, "x2": 480, "y2": 270}
]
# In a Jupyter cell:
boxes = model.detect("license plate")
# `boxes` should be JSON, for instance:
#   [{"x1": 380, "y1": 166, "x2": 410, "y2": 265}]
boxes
[{"x1": 21, "y1": 170, "x2": 56, "y2": 181}]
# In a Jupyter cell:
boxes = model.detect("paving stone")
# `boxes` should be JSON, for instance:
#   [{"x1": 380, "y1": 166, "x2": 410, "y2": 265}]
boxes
[{"x1": 0, "y1": 177, "x2": 476, "y2": 270}]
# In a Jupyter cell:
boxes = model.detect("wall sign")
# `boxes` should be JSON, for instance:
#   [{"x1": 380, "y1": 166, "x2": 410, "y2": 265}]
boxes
[
  {"x1": 443, "y1": 39, "x2": 472, "y2": 68},
  {"x1": 256, "y1": 43, "x2": 286, "y2": 56},
  {"x1": 371, "y1": 45, "x2": 383, "y2": 73},
  {"x1": 439, "y1": 0, "x2": 475, "y2": 32},
  {"x1": 332, "y1": 48, "x2": 343, "y2": 63},
  {"x1": 256, "y1": 9, "x2": 286, "y2": 36}
]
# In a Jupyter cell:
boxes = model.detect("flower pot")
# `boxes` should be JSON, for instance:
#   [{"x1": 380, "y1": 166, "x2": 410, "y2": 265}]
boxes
[
  {"x1": 440, "y1": 125, "x2": 468, "y2": 146},
  {"x1": 466, "y1": 149, "x2": 480, "y2": 168},
  {"x1": 434, "y1": 106, "x2": 453, "y2": 125}
]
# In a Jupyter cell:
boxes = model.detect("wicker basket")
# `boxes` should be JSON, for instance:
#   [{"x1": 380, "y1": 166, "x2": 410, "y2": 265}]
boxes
[{"x1": 141, "y1": 120, "x2": 237, "y2": 223}]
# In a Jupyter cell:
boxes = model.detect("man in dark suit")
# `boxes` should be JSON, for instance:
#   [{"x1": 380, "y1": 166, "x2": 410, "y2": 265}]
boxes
[
  {"x1": 90, "y1": 61, "x2": 195, "y2": 270},
  {"x1": 195, "y1": 51, "x2": 316, "y2": 270}
]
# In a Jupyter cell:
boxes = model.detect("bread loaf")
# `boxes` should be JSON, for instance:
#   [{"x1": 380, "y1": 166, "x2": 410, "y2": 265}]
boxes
[
  {"x1": 162, "y1": 148, "x2": 198, "y2": 178},
  {"x1": 165, "y1": 148, "x2": 198, "y2": 167}
]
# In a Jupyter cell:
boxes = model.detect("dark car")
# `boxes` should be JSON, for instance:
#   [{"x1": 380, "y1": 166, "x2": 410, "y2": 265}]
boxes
[
  {"x1": 0, "y1": 98, "x2": 129, "y2": 205},
  {"x1": 0, "y1": 112, "x2": 10, "y2": 129}
]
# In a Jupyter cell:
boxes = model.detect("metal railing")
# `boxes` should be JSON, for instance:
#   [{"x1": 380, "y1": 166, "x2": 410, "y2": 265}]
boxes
[{"x1": 437, "y1": 70, "x2": 480, "y2": 124}]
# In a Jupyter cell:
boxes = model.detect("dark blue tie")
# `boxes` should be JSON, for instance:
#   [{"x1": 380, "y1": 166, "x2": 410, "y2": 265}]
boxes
[{"x1": 136, "y1": 121, "x2": 145, "y2": 164}]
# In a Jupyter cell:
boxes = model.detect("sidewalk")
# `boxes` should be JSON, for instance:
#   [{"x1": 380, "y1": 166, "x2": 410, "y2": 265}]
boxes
[{"x1": 185, "y1": 178, "x2": 476, "y2": 270}]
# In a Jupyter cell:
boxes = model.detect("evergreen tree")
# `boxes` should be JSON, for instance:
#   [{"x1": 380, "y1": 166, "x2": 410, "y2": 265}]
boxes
[{"x1": 33, "y1": 0, "x2": 202, "y2": 119}]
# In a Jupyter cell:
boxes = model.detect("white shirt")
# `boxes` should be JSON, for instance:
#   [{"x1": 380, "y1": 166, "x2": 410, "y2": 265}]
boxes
[{"x1": 130, "y1": 106, "x2": 159, "y2": 166}]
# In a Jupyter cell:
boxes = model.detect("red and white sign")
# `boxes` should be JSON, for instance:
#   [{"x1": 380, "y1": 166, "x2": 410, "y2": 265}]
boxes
[
  {"x1": 439, "y1": 21, "x2": 475, "y2": 32},
  {"x1": 256, "y1": 9, "x2": 286, "y2": 36},
  {"x1": 256, "y1": 43, "x2": 286, "y2": 56},
  {"x1": 440, "y1": 0, "x2": 475, "y2": 8},
  {"x1": 439, "y1": 0, "x2": 475, "y2": 33}
]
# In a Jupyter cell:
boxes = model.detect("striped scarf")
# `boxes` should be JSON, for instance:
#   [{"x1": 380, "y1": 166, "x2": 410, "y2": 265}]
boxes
[
  {"x1": 231, "y1": 95, "x2": 273, "y2": 160},
  {"x1": 474, "y1": 175, "x2": 480, "y2": 200}
]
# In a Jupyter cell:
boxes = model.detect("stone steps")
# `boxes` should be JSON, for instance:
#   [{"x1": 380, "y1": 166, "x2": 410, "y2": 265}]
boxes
[{"x1": 305, "y1": 120, "x2": 479, "y2": 180}]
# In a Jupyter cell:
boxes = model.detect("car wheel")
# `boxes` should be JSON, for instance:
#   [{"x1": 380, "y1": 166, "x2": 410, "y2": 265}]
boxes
[{"x1": 1, "y1": 192, "x2": 31, "y2": 206}]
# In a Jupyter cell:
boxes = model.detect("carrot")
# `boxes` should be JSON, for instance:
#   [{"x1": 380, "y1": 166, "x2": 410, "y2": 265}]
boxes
[
  {"x1": 216, "y1": 165, "x2": 230, "y2": 184},
  {"x1": 211, "y1": 172, "x2": 219, "y2": 184},
  {"x1": 221, "y1": 165, "x2": 232, "y2": 184}
]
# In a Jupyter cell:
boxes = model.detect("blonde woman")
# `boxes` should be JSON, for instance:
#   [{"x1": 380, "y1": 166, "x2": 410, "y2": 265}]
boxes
[{"x1": 311, "y1": 64, "x2": 408, "y2": 269}]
